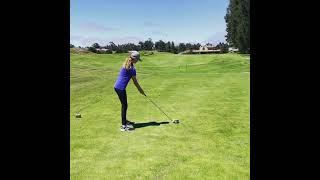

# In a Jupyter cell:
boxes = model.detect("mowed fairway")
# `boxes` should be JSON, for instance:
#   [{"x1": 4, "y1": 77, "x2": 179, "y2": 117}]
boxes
[{"x1": 70, "y1": 52, "x2": 250, "y2": 179}]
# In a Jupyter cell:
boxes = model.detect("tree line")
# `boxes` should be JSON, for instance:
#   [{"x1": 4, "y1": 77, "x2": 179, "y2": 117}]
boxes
[{"x1": 70, "y1": 38, "x2": 228, "y2": 54}]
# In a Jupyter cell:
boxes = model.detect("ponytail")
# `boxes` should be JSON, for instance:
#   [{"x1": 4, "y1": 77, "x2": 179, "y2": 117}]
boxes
[{"x1": 122, "y1": 57, "x2": 133, "y2": 70}]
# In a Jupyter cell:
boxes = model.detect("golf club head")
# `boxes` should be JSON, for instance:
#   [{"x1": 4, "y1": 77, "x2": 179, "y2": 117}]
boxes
[
  {"x1": 76, "y1": 113, "x2": 81, "y2": 118},
  {"x1": 172, "y1": 119, "x2": 180, "y2": 124}
]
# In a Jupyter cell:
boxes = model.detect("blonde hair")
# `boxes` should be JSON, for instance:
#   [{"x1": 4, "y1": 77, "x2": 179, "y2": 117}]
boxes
[{"x1": 122, "y1": 57, "x2": 133, "y2": 70}]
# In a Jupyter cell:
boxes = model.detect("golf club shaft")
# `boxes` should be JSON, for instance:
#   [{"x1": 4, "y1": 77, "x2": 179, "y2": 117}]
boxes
[{"x1": 145, "y1": 96, "x2": 173, "y2": 121}]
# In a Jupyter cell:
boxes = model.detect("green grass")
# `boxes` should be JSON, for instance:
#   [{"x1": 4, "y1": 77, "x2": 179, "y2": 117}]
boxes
[{"x1": 70, "y1": 52, "x2": 250, "y2": 179}]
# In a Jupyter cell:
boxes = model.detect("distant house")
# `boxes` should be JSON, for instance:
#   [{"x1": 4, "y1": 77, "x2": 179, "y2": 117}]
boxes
[
  {"x1": 228, "y1": 47, "x2": 239, "y2": 53},
  {"x1": 199, "y1": 44, "x2": 215, "y2": 51},
  {"x1": 186, "y1": 44, "x2": 221, "y2": 54},
  {"x1": 96, "y1": 48, "x2": 110, "y2": 52}
]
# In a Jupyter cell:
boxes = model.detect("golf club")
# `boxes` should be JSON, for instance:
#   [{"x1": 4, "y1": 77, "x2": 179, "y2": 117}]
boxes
[{"x1": 144, "y1": 94, "x2": 180, "y2": 124}]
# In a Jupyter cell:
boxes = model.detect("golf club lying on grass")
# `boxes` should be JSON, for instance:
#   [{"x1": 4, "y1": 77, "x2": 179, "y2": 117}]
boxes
[{"x1": 144, "y1": 94, "x2": 180, "y2": 124}]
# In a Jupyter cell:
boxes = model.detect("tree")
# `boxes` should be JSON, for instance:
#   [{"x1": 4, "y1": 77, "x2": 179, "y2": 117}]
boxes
[
  {"x1": 216, "y1": 42, "x2": 229, "y2": 53},
  {"x1": 170, "y1": 42, "x2": 175, "y2": 53},
  {"x1": 108, "y1": 42, "x2": 117, "y2": 51},
  {"x1": 173, "y1": 47, "x2": 178, "y2": 54},
  {"x1": 144, "y1": 38, "x2": 154, "y2": 51},
  {"x1": 170, "y1": 42, "x2": 178, "y2": 54},
  {"x1": 138, "y1": 41, "x2": 144, "y2": 50},
  {"x1": 191, "y1": 43, "x2": 201, "y2": 50},
  {"x1": 70, "y1": 44, "x2": 75, "y2": 48},
  {"x1": 178, "y1": 43, "x2": 187, "y2": 53},
  {"x1": 225, "y1": 0, "x2": 250, "y2": 53},
  {"x1": 185, "y1": 43, "x2": 192, "y2": 50},
  {"x1": 88, "y1": 46, "x2": 97, "y2": 53},
  {"x1": 154, "y1": 40, "x2": 166, "y2": 52},
  {"x1": 155, "y1": 41, "x2": 160, "y2": 51},
  {"x1": 115, "y1": 45, "x2": 124, "y2": 53},
  {"x1": 137, "y1": 44, "x2": 142, "y2": 51},
  {"x1": 158, "y1": 40, "x2": 166, "y2": 52},
  {"x1": 92, "y1": 43, "x2": 100, "y2": 49},
  {"x1": 165, "y1": 41, "x2": 171, "y2": 52}
]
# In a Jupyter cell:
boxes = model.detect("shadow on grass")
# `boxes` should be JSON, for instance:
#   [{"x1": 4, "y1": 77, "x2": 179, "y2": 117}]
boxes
[{"x1": 132, "y1": 121, "x2": 170, "y2": 129}]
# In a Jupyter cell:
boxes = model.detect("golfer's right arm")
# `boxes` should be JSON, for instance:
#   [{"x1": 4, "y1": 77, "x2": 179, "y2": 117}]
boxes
[{"x1": 132, "y1": 76, "x2": 146, "y2": 96}]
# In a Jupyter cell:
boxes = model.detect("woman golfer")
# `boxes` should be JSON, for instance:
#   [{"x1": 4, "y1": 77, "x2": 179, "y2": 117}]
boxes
[{"x1": 114, "y1": 51, "x2": 146, "y2": 131}]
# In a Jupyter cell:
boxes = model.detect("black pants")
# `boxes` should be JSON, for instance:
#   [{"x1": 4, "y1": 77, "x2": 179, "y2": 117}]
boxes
[{"x1": 114, "y1": 88, "x2": 128, "y2": 125}]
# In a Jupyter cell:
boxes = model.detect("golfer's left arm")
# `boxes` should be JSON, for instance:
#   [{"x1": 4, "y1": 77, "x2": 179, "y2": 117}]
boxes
[{"x1": 132, "y1": 76, "x2": 146, "y2": 96}]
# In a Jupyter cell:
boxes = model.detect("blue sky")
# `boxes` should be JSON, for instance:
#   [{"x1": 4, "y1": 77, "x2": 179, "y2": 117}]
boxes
[{"x1": 71, "y1": 0, "x2": 229, "y2": 47}]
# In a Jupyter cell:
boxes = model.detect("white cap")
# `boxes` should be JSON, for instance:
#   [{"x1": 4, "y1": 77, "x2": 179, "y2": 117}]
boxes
[{"x1": 130, "y1": 51, "x2": 141, "y2": 61}]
